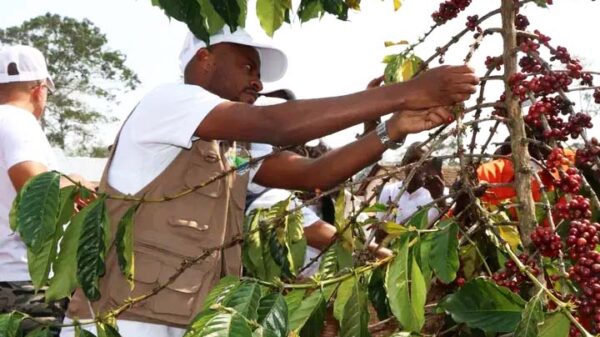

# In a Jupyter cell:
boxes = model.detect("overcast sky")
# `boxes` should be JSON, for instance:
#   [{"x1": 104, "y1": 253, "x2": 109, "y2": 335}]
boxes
[{"x1": 2, "y1": 0, "x2": 599, "y2": 151}]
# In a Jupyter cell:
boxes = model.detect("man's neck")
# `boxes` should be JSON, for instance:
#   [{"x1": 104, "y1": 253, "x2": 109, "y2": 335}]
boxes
[
  {"x1": 2, "y1": 100, "x2": 38, "y2": 119},
  {"x1": 1, "y1": 97, "x2": 31, "y2": 110}
]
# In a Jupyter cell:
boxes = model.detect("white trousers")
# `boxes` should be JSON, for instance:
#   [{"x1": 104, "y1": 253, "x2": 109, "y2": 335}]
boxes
[{"x1": 60, "y1": 318, "x2": 186, "y2": 337}]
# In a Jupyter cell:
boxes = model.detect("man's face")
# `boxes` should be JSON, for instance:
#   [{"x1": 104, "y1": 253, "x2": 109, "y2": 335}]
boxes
[{"x1": 206, "y1": 43, "x2": 263, "y2": 104}]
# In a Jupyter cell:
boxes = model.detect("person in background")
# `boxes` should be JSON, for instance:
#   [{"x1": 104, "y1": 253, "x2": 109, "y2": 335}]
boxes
[
  {"x1": 246, "y1": 93, "x2": 391, "y2": 277},
  {"x1": 0, "y1": 44, "x2": 93, "y2": 336},
  {"x1": 377, "y1": 142, "x2": 448, "y2": 227}
]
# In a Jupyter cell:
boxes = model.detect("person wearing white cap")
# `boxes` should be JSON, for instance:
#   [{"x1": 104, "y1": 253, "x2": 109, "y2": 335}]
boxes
[
  {"x1": 62, "y1": 25, "x2": 478, "y2": 337},
  {"x1": 0, "y1": 44, "x2": 72, "y2": 336}
]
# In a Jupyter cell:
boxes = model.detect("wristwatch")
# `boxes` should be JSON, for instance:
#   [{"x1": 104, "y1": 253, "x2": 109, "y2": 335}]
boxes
[{"x1": 375, "y1": 121, "x2": 405, "y2": 150}]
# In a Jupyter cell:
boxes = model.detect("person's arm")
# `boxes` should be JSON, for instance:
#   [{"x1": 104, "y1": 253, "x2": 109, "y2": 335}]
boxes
[
  {"x1": 8, "y1": 161, "x2": 48, "y2": 191},
  {"x1": 197, "y1": 65, "x2": 479, "y2": 145},
  {"x1": 8, "y1": 161, "x2": 97, "y2": 193},
  {"x1": 361, "y1": 75, "x2": 385, "y2": 137},
  {"x1": 304, "y1": 219, "x2": 392, "y2": 259},
  {"x1": 254, "y1": 107, "x2": 454, "y2": 191}
]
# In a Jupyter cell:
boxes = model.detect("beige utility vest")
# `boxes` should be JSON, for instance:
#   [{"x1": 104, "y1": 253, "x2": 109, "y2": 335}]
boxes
[{"x1": 68, "y1": 136, "x2": 249, "y2": 327}]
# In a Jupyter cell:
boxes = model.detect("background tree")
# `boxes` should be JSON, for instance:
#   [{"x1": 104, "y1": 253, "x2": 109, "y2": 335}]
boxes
[{"x1": 0, "y1": 13, "x2": 140, "y2": 156}]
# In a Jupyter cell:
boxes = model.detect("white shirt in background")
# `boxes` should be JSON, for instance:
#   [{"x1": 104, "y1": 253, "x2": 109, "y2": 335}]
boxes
[
  {"x1": 247, "y1": 143, "x2": 323, "y2": 277},
  {"x1": 377, "y1": 181, "x2": 442, "y2": 225},
  {"x1": 0, "y1": 104, "x2": 57, "y2": 281}
]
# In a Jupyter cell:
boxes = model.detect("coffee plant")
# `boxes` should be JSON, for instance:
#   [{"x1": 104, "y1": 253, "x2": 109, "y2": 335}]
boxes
[{"x1": 3, "y1": 0, "x2": 600, "y2": 337}]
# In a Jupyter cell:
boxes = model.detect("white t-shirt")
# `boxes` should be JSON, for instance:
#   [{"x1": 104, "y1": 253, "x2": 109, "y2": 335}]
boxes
[
  {"x1": 377, "y1": 181, "x2": 442, "y2": 225},
  {"x1": 246, "y1": 143, "x2": 323, "y2": 277},
  {"x1": 0, "y1": 105, "x2": 57, "y2": 281},
  {"x1": 108, "y1": 84, "x2": 227, "y2": 194},
  {"x1": 245, "y1": 187, "x2": 322, "y2": 277}
]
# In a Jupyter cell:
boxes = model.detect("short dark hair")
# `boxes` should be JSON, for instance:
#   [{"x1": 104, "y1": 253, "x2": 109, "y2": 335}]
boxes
[{"x1": 0, "y1": 79, "x2": 43, "y2": 97}]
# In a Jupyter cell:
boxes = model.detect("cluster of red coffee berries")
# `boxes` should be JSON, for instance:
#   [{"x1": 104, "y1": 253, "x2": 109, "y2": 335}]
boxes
[
  {"x1": 566, "y1": 113, "x2": 594, "y2": 139},
  {"x1": 594, "y1": 89, "x2": 600, "y2": 104},
  {"x1": 511, "y1": 72, "x2": 573, "y2": 100},
  {"x1": 492, "y1": 253, "x2": 539, "y2": 293},
  {"x1": 519, "y1": 55, "x2": 542, "y2": 73},
  {"x1": 567, "y1": 220, "x2": 600, "y2": 260},
  {"x1": 515, "y1": 14, "x2": 530, "y2": 30},
  {"x1": 556, "y1": 168, "x2": 583, "y2": 194},
  {"x1": 432, "y1": 0, "x2": 472, "y2": 25},
  {"x1": 524, "y1": 96, "x2": 561, "y2": 127},
  {"x1": 547, "y1": 148, "x2": 571, "y2": 169},
  {"x1": 485, "y1": 56, "x2": 503, "y2": 70},
  {"x1": 568, "y1": 249, "x2": 600, "y2": 334},
  {"x1": 576, "y1": 138, "x2": 600, "y2": 169},
  {"x1": 531, "y1": 226, "x2": 563, "y2": 258},
  {"x1": 555, "y1": 195, "x2": 592, "y2": 221},
  {"x1": 465, "y1": 15, "x2": 480, "y2": 31}
]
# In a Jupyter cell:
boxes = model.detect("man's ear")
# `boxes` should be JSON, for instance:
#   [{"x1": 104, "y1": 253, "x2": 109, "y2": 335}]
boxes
[
  {"x1": 195, "y1": 48, "x2": 213, "y2": 71},
  {"x1": 30, "y1": 85, "x2": 44, "y2": 104}
]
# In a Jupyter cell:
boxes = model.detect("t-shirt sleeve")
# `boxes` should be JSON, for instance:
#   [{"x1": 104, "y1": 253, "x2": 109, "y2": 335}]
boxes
[
  {"x1": 290, "y1": 197, "x2": 321, "y2": 228},
  {"x1": 1, "y1": 112, "x2": 52, "y2": 169},
  {"x1": 131, "y1": 84, "x2": 226, "y2": 149},
  {"x1": 248, "y1": 143, "x2": 274, "y2": 185},
  {"x1": 377, "y1": 182, "x2": 400, "y2": 220}
]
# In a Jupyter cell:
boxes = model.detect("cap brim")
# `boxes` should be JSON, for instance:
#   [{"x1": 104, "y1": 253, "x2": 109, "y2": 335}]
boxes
[
  {"x1": 253, "y1": 45, "x2": 287, "y2": 83},
  {"x1": 46, "y1": 77, "x2": 55, "y2": 92}
]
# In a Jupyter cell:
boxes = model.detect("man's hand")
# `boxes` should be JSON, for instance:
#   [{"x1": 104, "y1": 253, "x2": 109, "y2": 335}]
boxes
[
  {"x1": 402, "y1": 65, "x2": 479, "y2": 110},
  {"x1": 366, "y1": 75, "x2": 385, "y2": 89},
  {"x1": 387, "y1": 106, "x2": 456, "y2": 140},
  {"x1": 64, "y1": 173, "x2": 98, "y2": 191}
]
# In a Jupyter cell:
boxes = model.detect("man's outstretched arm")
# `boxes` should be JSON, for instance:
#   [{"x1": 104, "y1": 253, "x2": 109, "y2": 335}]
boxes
[
  {"x1": 254, "y1": 107, "x2": 455, "y2": 191},
  {"x1": 196, "y1": 65, "x2": 478, "y2": 146}
]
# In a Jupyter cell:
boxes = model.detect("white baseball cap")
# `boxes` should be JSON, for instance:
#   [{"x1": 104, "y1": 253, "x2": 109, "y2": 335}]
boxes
[
  {"x1": 0, "y1": 44, "x2": 55, "y2": 91},
  {"x1": 179, "y1": 26, "x2": 288, "y2": 83}
]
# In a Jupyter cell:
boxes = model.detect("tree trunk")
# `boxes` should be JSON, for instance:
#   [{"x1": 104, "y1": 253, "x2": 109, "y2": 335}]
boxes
[{"x1": 500, "y1": 0, "x2": 537, "y2": 248}]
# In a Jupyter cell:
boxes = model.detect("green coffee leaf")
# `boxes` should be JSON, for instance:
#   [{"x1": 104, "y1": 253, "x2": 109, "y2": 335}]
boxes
[
  {"x1": 223, "y1": 281, "x2": 262, "y2": 320},
  {"x1": 17, "y1": 171, "x2": 60, "y2": 253},
  {"x1": 333, "y1": 276, "x2": 355, "y2": 322},
  {"x1": 284, "y1": 289, "x2": 305, "y2": 321},
  {"x1": 186, "y1": 312, "x2": 252, "y2": 337},
  {"x1": 340, "y1": 278, "x2": 370, "y2": 337},
  {"x1": 429, "y1": 220, "x2": 459, "y2": 283},
  {"x1": 115, "y1": 205, "x2": 137, "y2": 290},
  {"x1": 46, "y1": 201, "x2": 92, "y2": 301},
  {"x1": 256, "y1": 0, "x2": 291, "y2": 37},
  {"x1": 514, "y1": 292, "x2": 544, "y2": 337},
  {"x1": 0, "y1": 312, "x2": 24, "y2": 337},
  {"x1": 440, "y1": 278, "x2": 526, "y2": 332},
  {"x1": 209, "y1": 0, "x2": 241, "y2": 32},
  {"x1": 368, "y1": 267, "x2": 392, "y2": 320},
  {"x1": 25, "y1": 327, "x2": 51, "y2": 337},
  {"x1": 198, "y1": 0, "x2": 226, "y2": 37},
  {"x1": 385, "y1": 235, "x2": 426, "y2": 333},
  {"x1": 297, "y1": 0, "x2": 323, "y2": 22},
  {"x1": 76, "y1": 196, "x2": 109, "y2": 301},
  {"x1": 539, "y1": 312, "x2": 570, "y2": 337},
  {"x1": 257, "y1": 293, "x2": 288, "y2": 337},
  {"x1": 203, "y1": 275, "x2": 240, "y2": 310},
  {"x1": 288, "y1": 289, "x2": 325, "y2": 333},
  {"x1": 96, "y1": 323, "x2": 121, "y2": 337}
]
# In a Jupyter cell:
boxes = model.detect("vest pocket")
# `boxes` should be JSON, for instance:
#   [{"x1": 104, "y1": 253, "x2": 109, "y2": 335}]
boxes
[
  {"x1": 229, "y1": 172, "x2": 249, "y2": 210},
  {"x1": 184, "y1": 150, "x2": 225, "y2": 198},
  {"x1": 106, "y1": 245, "x2": 219, "y2": 320}
]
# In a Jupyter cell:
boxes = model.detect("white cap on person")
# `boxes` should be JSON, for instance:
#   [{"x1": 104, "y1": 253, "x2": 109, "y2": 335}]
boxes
[
  {"x1": 0, "y1": 44, "x2": 55, "y2": 91},
  {"x1": 179, "y1": 26, "x2": 288, "y2": 83}
]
